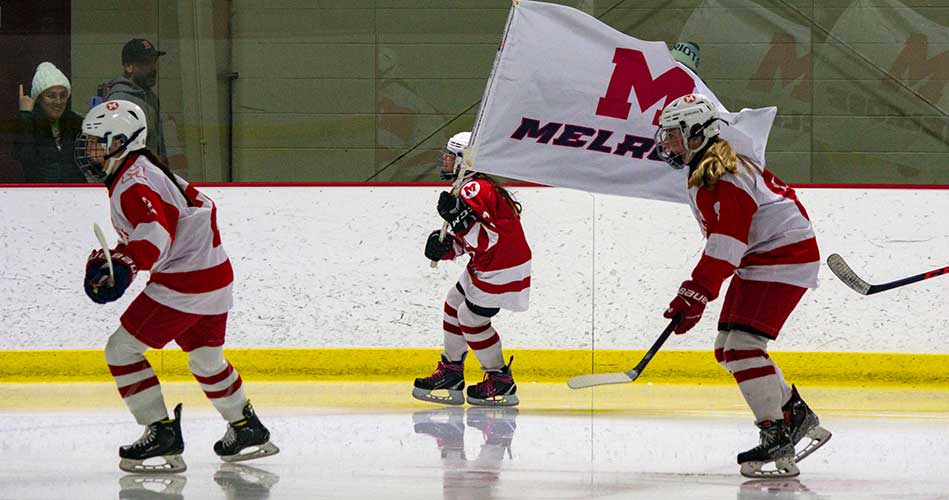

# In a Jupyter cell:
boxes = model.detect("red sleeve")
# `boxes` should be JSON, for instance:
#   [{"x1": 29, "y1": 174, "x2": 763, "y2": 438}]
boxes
[
  {"x1": 690, "y1": 181, "x2": 758, "y2": 299},
  {"x1": 457, "y1": 179, "x2": 498, "y2": 223},
  {"x1": 115, "y1": 184, "x2": 179, "y2": 270}
]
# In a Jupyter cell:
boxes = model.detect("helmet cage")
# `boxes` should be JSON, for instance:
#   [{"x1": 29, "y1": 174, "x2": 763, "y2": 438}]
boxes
[
  {"x1": 74, "y1": 126, "x2": 145, "y2": 181},
  {"x1": 654, "y1": 118, "x2": 718, "y2": 170},
  {"x1": 437, "y1": 131, "x2": 473, "y2": 182},
  {"x1": 438, "y1": 148, "x2": 467, "y2": 182},
  {"x1": 655, "y1": 94, "x2": 723, "y2": 170}
]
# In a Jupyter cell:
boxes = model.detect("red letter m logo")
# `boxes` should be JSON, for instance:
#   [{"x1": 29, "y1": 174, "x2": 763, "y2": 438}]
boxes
[
  {"x1": 595, "y1": 48, "x2": 695, "y2": 125},
  {"x1": 886, "y1": 33, "x2": 948, "y2": 102},
  {"x1": 749, "y1": 33, "x2": 811, "y2": 101}
]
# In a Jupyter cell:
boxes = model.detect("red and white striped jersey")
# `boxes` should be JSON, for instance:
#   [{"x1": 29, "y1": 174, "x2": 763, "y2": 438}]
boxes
[
  {"x1": 443, "y1": 177, "x2": 532, "y2": 312},
  {"x1": 108, "y1": 153, "x2": 233, "y2": 315},
  {"x1": 687, "y1": 159, "x2": 819, "y2": 299}
]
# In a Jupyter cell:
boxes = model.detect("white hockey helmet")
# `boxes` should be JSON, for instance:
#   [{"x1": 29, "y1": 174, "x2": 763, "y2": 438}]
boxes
[
  {"x1": 439, "y1": 131, "x2": 472, "y2": 181},
  {"x1": 75, "y1": 100, "x2": 148, "y2": 181},
  {"x1": 655, "y1": 93, "x2": 721, "y2": 169}
]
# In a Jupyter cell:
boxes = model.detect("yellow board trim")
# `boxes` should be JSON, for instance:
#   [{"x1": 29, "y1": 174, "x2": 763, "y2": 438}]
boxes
[{"x1": 0, "y1": 348, "x2": 946, "y2": 388}]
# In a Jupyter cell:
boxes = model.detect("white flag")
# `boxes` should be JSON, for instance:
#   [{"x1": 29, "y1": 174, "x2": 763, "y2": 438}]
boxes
[{"x1": 469, "y1": 0, "x2": 777, "y2": 204}]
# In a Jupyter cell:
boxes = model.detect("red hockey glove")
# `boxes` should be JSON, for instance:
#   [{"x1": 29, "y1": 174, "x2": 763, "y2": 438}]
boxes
[{"x1": 663, "y1": 280, "x2": 711, "y2": 334}]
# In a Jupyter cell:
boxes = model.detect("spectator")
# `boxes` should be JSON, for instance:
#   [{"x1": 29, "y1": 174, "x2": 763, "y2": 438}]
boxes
[
  {"x1": 106, "y1": 38, "x2": 168, "y2": 162},
  {"x1": 13, "y1": 62, "x2": 87, "y2": 183}
]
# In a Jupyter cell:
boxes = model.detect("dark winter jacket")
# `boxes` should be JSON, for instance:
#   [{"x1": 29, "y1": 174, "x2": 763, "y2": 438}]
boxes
[
  {"x1": 105, "y1": 76, "x2": 167, "y2": 161},
  {"x1": 13, "y1": 106, "x2": 87, "y2": 183}
]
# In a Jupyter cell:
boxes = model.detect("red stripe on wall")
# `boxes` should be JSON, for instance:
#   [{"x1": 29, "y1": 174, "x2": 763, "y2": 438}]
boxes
[{"x1": 5, "y1": 182, "x2": 949, "y2": 189}]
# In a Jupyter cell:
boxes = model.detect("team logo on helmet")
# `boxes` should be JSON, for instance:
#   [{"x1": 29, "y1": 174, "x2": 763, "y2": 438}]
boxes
[
  {"x1": 106, "y1": 101, "x2": 119, "y2": 111},
  {"x1": 683, "y1": 94, "x2": 696, "y2": 103},
  {"x1": 460, "y1": 181, "x2": 480, "y2": 200}
]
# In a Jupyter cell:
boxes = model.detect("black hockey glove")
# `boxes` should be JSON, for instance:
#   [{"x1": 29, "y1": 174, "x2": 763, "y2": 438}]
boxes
[
  {"x1": 84, "y1": 248, "x2": 137, "y2": 304},
  {"x1": 424, "y1": 230, "x2": 454, "y2": 261},
  {"x1": 437, "y1": 191, "x2": 476, "y2": 233}
]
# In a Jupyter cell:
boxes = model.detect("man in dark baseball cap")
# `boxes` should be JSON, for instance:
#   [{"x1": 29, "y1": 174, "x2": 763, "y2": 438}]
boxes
[
  {"x1": 122, "y1": 39, "x2": 167, "y2": 66},
  {"x1": 105, "y1": 38, "x2": 168, "y2": 161}
]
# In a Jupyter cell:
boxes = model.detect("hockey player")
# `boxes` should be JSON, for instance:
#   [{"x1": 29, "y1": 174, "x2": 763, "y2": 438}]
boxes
[
  {"x1": 413, "y1": 131, "x2": 531, "y2": 407},
  {"x1": 77, "y1": 100, "x2": 278, "y2": 473},
  {"x1": 654, "y1": 94, "x2": 831, "y2": 478}
]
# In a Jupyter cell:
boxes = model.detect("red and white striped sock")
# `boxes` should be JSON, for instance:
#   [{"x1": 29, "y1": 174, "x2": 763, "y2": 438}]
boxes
[
  {"x1": 105, "y1": 328, "x2": 168, "y2": 425},
  {"x1": 188, "y1": 346, "x2": 247, "y2": 422},
  {"x1": 442, "y1": 286, "x2": 468, "y2": 362},
  {"x1": 720, "y1": 331, "x2": 791, "y2": 423},
  {"x1": 457, "y1": 302, "x2": 504, "y2": 371}
]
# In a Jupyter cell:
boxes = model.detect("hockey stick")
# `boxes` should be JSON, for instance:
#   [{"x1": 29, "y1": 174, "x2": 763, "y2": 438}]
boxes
[
  {"x1": 567, "y1": 315, "x2": 682, "y2": 389},
  {"x1": 827, "y1": 253, "x2": 949, "y2": 296},
  {"x1": 93, "y1": 223, "x2": 115, "y2": 285}
]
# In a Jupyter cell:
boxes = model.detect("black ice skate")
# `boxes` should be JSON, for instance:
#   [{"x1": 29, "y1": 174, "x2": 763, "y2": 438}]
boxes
[
  {"x1": 783, "y1": 384, "x2": 832, "y2": 462},
  {"x1": 737, "y1": 420, "x2": 799, "y2": 478},
  {"x1": 466, "y1": 357, "x2": 518, "y2": 407},
  {"x1": 413, "y1": 407, "x2": 467, "y2": 461},
  {"x1": 413, "y1": 353, "x2": 466, "y2": 405},
  {"x1": 214, "y1": 401, "x2": 280, "y2": 463},
  {"x1": 119, "y1": 403, "x2": 186, "y2": 474}
]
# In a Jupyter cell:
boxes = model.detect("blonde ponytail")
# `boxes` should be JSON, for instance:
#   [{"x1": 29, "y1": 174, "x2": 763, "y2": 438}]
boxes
[{"x1": 688, "y1": 140, "x2": 738, "y2": 189}]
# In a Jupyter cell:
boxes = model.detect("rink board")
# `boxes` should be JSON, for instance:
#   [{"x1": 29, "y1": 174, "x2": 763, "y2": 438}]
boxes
[
  {"x1": 2, "y1": 185, "x2": 949, "y2": 395},
  {"x1": 1, "y1": 348, "x2": 947, "y2": 388}
]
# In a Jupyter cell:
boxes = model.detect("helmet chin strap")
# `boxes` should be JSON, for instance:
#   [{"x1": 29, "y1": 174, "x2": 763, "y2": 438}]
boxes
[{"x1": 101, "y1": 126, "x2": 145, "y2": 175}]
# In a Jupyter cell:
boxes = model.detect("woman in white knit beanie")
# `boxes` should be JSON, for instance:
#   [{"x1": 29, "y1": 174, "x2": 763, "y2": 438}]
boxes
[{"x1": 14, "y1": 62, "x2": 88, "y2": 183}]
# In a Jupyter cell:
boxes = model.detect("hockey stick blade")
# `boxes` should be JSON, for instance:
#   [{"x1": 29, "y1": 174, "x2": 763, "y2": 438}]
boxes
[
  {"x1": 826, "y1": 253, "x2": 871, "y2": 295},
  {"x1": 828, "y1": 253, "x2": 949, "y2": 295},
  {"x1": 567, "y1": 371, "x2": 640, "y2": 389},
  {"x1": 567, "y1": 315, "x2": 681, "y2": 390},
  {"x1": 93, "y1": 223, "x2": 115, "y2": 284}
]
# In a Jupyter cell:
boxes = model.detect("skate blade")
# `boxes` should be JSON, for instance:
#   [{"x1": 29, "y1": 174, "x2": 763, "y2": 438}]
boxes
[
  {"x1": 795, "y1": 426, "x2": 832, "y2": 463},
  {"x1": 119, "y1": 474, "x2": 187, "y2": 495},
  {"x1": 466, "y1": 393, "x2": 519, "y2": 407},
  {"x1": 119, "y1": 454, "x2": 187, "y2": 474},
  {"x1": 412, "y1": 387, "x2": 465, "y2": 406},
  {"x1": 221, "y1": 441, "x2": 280, "y2": 463},
  {"x1": 740, "y1": 456, "x2": 799, "y2": 479},
  {"x1": 215, "y1": 462, "x2": 281, "y2": 489},
  {"x1": 412, "y1": 407, "x2": 465, "y2": 425}
]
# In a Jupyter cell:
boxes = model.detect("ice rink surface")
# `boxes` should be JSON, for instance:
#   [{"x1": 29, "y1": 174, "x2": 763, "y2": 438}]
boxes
[{"x1": 2, "y1": 383, "x2": 948, "y2": 500}]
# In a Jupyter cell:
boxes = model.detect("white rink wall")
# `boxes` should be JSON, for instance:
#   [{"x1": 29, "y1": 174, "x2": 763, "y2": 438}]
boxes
[{"x1": 1, "y1": 185, "x2": 947, "y2": 354}]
